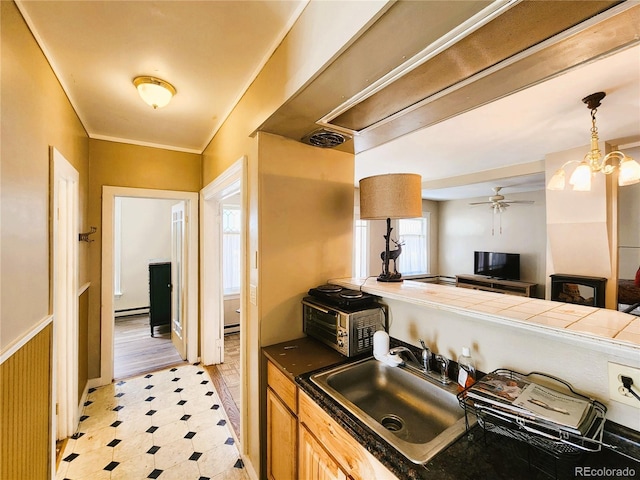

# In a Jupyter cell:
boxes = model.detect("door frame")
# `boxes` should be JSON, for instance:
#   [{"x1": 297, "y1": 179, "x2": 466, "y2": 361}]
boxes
[
  {"x1": 200, "y1": 156, "x2": 247, "y2": 452},
  {"x1": 200, "y1": 157, "x2": 246, "y2": 365},
  {"x1": 51, "y1": 147, "x2": 80, "y2": 442},
  {"x1": 100, "y1": 186, "x2": 198, "y2": 385}
]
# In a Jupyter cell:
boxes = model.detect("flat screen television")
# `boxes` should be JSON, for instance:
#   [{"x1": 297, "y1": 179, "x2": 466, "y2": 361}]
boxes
[{"x1": 474, "y1": 251, "x2": 520, "y2": 280}]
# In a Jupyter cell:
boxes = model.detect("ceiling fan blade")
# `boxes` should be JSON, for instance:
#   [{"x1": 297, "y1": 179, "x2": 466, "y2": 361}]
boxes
[
  {"x1": 502, "y1": 200, "x2": 534, "y2": 204},
  {"x1": 469, "y1": 201, "x2": 493, "y2": 205}
]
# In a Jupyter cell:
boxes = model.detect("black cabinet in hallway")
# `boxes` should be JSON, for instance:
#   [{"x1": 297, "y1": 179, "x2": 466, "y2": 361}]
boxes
[{"x1": 149, "y1": 262, "x2": 171, "y2": 336}]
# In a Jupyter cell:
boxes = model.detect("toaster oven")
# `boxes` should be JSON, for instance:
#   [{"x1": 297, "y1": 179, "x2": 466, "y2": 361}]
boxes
[{"x1": 302, "y1": 297, "x2": 386, "y2": 357}]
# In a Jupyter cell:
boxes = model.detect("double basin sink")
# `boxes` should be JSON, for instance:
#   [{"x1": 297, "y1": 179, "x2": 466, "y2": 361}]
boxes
[{"x1": 310, "y1": 357, "x2": 470, "y2": 464}]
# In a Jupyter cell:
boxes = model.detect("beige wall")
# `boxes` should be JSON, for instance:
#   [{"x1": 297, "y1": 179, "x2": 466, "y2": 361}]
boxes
[
  {"x1": 386, "y1": 297, "x2": 639, "y2": 431},
  {"x1": 87, "y1": 139, "x2": 201, "y2": 377},
  {"x1": 258, "y1": 132, "x2": 354, "y2": 346},
  {"x1": 1, "y1": 3, "x2": 89, "y2": 475},
  {"x1": 439, "y1": 189, "x2": 547, "y2": 294},
  {"x1": 115, "y1": 197, "x2": 176, "y2": 312},
  {"x1": 1, "y1": 0, "x2": 90, "y2": 351}
]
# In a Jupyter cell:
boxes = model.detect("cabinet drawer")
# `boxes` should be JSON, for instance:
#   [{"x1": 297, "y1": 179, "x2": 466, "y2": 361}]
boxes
[
  {"x1": 267, "y1": 361, "x2": 297, "y2": 414},
  {"x1": 298, "y1": 391, "x2": 397, "y2": 480}
]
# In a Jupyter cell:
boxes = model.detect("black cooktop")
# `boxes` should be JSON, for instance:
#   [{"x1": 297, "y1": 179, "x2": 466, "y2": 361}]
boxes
[{"x1": 307, "y1": 284, "x2": 378, "y2": 308}]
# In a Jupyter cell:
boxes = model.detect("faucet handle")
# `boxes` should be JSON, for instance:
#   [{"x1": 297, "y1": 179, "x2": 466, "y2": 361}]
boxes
[
  {"x1": 419, "y1": 339, "x2": 431, "y2": 371},
  {"x1": 434, "y1": 354, "x2": 451, "y2": 384}
]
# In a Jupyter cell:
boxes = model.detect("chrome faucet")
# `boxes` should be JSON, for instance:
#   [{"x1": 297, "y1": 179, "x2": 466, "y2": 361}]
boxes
[
  {"x1": 388, "y1": 346, "x2": 419, "y2": 366},
  {"x1": 388, "y1": 343, "x2": 453, "y2": 386}
]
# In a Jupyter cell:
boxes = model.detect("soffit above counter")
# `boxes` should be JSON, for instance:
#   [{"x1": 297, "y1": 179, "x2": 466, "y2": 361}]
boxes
[{"x1": 258, "y1": 1, "x2": 639, "y2": 156}]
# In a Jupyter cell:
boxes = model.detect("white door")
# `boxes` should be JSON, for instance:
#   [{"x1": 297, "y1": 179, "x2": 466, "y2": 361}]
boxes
[
  {"x1": 52, "y1": 147, "x2": 79, "y2": 441},
  {"x1": 171, "y1": 202, "x2": 187, "y2": 359}
]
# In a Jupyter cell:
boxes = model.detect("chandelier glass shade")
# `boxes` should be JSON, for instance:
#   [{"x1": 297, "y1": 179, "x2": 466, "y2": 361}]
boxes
[
  {"x1": 133, "y1": 76, "x2": 176, "y2": 109},
  {"x1": 547, "y1": 92, "x2": 640, "y2": 191}
]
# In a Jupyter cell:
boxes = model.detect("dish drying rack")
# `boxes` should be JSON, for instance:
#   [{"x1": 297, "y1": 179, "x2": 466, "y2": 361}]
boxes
[{"x1": 457, "y1": 369, "x2": 607, "y2": 478}]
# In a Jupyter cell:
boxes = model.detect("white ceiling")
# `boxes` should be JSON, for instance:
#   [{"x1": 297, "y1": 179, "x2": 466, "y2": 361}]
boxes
[
  {"x1": 16, "y1": 1, "x2": 640, "y2": 199},
  {"x1": 17, "y1": 0, "x2": 306, "y2": 153}
]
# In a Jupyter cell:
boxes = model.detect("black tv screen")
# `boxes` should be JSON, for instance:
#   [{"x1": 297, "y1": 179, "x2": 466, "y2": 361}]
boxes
[{"x1": 474, "y1": 251, "x2": 520, "y2": 280}]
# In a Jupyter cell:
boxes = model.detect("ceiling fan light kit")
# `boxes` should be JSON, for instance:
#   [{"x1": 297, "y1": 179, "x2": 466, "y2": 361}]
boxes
[
  {"x1": 548, "y1": 92, "x2": 640, "y2": 191},
  {"x1": 468, "y1": 186, "x2": 534, "y2": 235},
  {"x1": 133, "y1": 76, "x2": 177, "y2": 109}
]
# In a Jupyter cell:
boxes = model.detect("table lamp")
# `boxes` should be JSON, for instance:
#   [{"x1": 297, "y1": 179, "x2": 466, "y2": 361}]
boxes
[{"x1": 359, "y1": 173, "x2": 422, "y2": 282}]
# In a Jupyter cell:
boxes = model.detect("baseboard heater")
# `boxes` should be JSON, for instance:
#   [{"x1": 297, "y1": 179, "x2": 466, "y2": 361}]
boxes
[
  {"x1": 115, "y1": 306, "x2": 150, "y2": 318},
  {"x1": 224, "y1": 323, "x2": 240, "y2": 334}
]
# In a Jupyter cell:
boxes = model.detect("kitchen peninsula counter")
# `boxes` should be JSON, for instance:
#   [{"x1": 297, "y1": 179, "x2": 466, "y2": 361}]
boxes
[
  {"x1": 265, "y1": 337, "x2": 639, "y2": 480},
  {"x1": 330, "y1": 277, "x2": 640, "y2": 351}
]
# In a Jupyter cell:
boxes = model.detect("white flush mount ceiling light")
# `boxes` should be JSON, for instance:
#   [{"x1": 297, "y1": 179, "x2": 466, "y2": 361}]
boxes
[
  {"x1": 548, "y1": 92, "x2": 640, "y2": 191},
  {"x1": 133, "y1": 76, "x2": 176, "y2": 109}
]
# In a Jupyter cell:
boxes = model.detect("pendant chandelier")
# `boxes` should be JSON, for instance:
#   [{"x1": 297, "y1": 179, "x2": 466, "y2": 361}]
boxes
[{"x1": 547, "y1": 92, "x2": 640, "y2": 191}]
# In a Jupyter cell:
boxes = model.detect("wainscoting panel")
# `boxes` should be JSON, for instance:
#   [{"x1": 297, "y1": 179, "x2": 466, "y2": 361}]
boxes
[{"x1": 0, "y1": 323, "x2": 52, "y2": 480}]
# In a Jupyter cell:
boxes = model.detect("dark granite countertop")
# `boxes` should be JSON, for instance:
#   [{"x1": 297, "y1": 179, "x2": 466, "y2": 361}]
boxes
[
  {"x1": 265, "y1": 337, "x2": 640, "y2": 479},
  {"x1": 262, "y1": 336, "x2": 349, "y2": 380}
]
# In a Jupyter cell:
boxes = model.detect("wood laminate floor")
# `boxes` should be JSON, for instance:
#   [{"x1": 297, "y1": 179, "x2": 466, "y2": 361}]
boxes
[
  {"x1": 114, "y1": 315, "x2": 186, "y2": 380},
  {"x1": 204, "y1": 334, "x2": 241, "y2": 440}
]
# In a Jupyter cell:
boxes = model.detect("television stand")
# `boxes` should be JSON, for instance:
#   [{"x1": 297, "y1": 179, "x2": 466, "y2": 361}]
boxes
[{"x1": 456, "y1": 274, "x2": 536, "y2": 297}]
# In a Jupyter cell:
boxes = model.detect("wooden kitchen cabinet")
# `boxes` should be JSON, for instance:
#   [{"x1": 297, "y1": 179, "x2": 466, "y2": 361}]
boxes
[
  {"x1": 265, "y1": 348, "x2": 395, "y2": 480},
  {"x1": 266, "y1": 361, "x2": 298, "y2": 480},
  {"x1": 298, "y1": 391, "x2": 397, "y2": 480},
  {"x1": 299, "y1": 424, "x2": 350, "y2": 480}
]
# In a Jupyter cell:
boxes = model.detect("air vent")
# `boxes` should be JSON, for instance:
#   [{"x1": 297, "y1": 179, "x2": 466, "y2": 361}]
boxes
[{"x1": 301, "y1": 129, "x2": 348, "y2": 148}]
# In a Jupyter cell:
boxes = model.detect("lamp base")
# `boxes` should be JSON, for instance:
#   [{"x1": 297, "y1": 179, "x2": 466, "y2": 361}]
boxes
[{"x1": 377, "y1": 272, "x2": 403, "y2": 283}]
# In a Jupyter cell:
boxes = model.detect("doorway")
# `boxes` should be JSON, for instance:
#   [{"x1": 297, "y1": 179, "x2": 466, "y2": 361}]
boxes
[
  {"x1": 100, "y1": 187, "x2": 198, "y2": 386},
  {"x1": 201, "y1": 157, "x2": 246, "y2": 442},
  {"x1": 112, "y1": 196, "x2": 185, "y2": 379}
]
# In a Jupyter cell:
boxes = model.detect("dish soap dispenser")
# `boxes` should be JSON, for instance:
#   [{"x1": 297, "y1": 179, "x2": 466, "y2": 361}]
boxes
[{"x1": 457, "y1": 346, "x2": 476, "y2": 391}]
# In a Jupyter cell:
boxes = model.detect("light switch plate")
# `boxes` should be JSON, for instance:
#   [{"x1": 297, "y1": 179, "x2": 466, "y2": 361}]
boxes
[
  {"x1": 250, "y1": 284, "x2": 257, "y2": 306},
  {"x1": 608, "y1": 362, "x2": 640, "y2": 408}
]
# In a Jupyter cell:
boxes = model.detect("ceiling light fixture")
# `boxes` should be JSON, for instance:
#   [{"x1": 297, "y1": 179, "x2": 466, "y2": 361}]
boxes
[
  {"x1": 547, "y1": 92, "x2": 640, "y2": 191},
  {"x1": 133, "y1": 76, "x2": 176, "y2": 109}
]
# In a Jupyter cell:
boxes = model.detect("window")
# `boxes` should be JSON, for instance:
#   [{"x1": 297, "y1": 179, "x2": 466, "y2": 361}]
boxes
[
  {"x1": 222, "y1": 205, "x2": 241, "y2": 295},
  {"x1": 397, "y1": 215, "x2": 429, "y2": 275},
  {"x1": 353, "y1": 218, "x2": 369, "y2": 278}
]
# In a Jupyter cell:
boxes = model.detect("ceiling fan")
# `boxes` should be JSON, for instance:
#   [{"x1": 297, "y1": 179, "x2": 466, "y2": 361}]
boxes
[{"x1": 469, "y1": 187, "x2": 534, "y2": 235}]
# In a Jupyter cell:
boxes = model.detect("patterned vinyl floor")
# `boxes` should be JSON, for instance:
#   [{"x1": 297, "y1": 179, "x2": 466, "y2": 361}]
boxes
[{"x1": 56, "y1": 364, "x2": 247, "y2": 480}]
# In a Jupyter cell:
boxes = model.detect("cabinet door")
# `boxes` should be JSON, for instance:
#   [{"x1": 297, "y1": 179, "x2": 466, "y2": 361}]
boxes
[
  {"x1": 299, "y1": 425, "x2": 348, "y2": 480},
  {"x1": 267, "y1": 388, "x2": 297, "y2": 480}
]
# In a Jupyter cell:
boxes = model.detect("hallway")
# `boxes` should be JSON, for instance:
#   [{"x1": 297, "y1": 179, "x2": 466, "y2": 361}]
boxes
[
  {"x1": 56, "y1": 364, "x2": 247, "y2": 480},
  {"x1": 114, "y1": 315, "x2": 185, "y2": 380}
]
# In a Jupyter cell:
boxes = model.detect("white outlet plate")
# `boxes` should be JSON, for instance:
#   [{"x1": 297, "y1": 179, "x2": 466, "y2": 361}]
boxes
[{"x1": 608, "y1": 362, "x2": 640, "y2": 408}]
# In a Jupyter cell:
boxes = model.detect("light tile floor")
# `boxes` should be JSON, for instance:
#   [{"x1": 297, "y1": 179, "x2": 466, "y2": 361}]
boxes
[{"x1": 56, "y1": 364, "x2": 248, "y2": 480}]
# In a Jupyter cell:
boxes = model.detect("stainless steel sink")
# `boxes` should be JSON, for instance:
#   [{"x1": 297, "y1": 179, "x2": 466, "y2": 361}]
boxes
[{"x1": 310, "y1": 357, "x2": 470, "y2": 464}]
